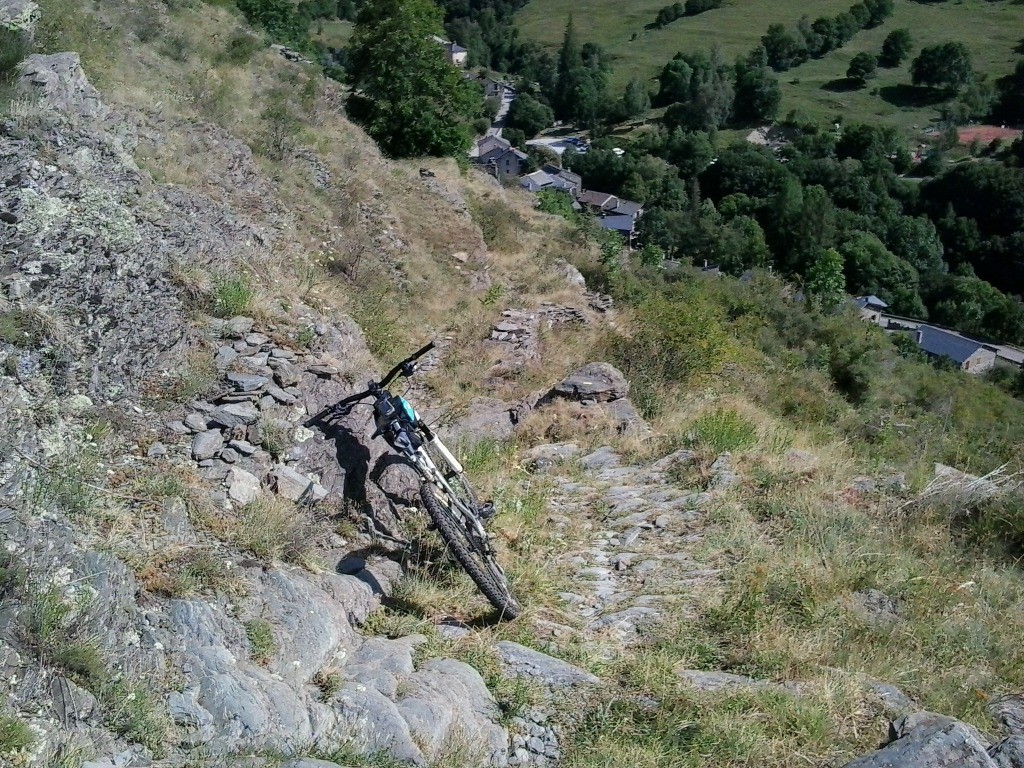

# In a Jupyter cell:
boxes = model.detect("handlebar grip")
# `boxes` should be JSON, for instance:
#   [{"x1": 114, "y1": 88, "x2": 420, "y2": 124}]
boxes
[{"x1": 381, "y1": 341, "x2": 436, "y2": 387}]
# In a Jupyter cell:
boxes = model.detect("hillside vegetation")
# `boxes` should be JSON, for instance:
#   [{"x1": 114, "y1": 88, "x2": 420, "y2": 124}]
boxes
[{"x1": 1, "y1": 0, "x2": 1024, "y2": 766}]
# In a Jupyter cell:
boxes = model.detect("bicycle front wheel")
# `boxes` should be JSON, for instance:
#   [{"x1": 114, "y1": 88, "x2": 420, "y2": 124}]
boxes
[{"x1": 420, "y1": 481, "x2": 521, "y2": 620}]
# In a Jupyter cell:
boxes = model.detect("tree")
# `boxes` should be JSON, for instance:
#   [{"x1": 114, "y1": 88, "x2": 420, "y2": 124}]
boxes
[
  {"x1": 622, "y1": 76, "x2": 651, "y2": 120},
  {"x1": 805, "y1": 248, "x2": 847, "y2": 310},
  {"x1": 506, "y1": 93, "x2": 554, "y2": 137},
  {"x1": 839, "y1": 231, "x2": 926, "y2": 316},
  {"x1": 994, "y1": 59, "x2": 1024, "y2": 125},
  {"x1": 879, "y1": 28, "x2": 912, "y2": 67},
  {"x1": 863, "y1": 0, "x2": 893, "y2": 27},
  {"x1": 347, "y1": 0, "x2": 479, "y2": 157},
  {"x1": 911, "y1": 42, "x2": 973, "y2": 92},
  {"x1": 659, "y1": 50, "x2": 734, "y2": 131},
  {"x1": 847, "y1": 52, "x2": 877, "y2": 86},
  {"x1": 733, "y1": 47, "x2": 781, "y2": 123},
  {"x1": 237, "y1": 0, "x2": 310, "y2": 49},
  {"x1": 762, "y1": 23, "x2": 806, "y2": 71}
]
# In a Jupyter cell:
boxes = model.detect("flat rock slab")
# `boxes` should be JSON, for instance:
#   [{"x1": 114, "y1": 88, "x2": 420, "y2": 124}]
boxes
[
  {"x1": 192, "y1": 429, "x2": 224, "y2": 460},
  {"x1": 580, "y1": 446, "x2": 621, "y2": 470},
  {"x1": 550, "y1": 362, "x2": 629, "y2": 402},
  {"x1": 494, "y1": 641, "x2": 601, "y2": 688},
  {"x1": 269, "y1": 465, "x2": 327, "y2": 502}
]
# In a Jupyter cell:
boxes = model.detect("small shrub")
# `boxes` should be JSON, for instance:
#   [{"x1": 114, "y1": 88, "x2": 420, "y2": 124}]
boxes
[
  {"x1": 220, "y1": 29, "x2": 264, "y2": 64},
  {"x1": 30, "y1": 447, "x2": 100, "y2": 517},
  {"x1": 245, "y1": 619, "x2": 277, "y2": 664},
  {"x1": 211, "y1": 274, "x2": 255, "y2": 318},
  {"x1": 133, "y1": 7, "x2": 163, "y2": 42},
  {"x1": 0, "y1": 713, "x2": 33, "y2": 756},
  {"x1": 470, "y1": 197, "x2": 526, "y2": 252},
  {"x1": 0, "y1": 28, "x2": 29, "y2": 84},
  {"x1": 312, "y1": 667, "x2": 344, "y2": 699},
  {"x1": 233, "y1": 498, "x2": 313, "y2": 565},
  {"x1": 0, "y1": 310, "x2": 43, "y2": 348},
  {"x1": 100, "y1": 678, "x2": 171, "y2": 757},
  {"x1": 52, "y1": 641, "x2": 106, "y2": 686},
  {"x1": 160, "y1": 33, "x2": 191, "y2": 62},
  {"x1": 689, "y1": 408, "x2": 758, "y2": 453},
  {"x1": 255, "y1": 92, "x2": 302, "y2": 160},
  {"x1": 295, "y1": 324, "x2": 316, "y2": 348}
]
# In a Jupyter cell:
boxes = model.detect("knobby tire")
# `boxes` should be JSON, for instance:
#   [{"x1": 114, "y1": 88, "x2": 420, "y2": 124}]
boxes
[{"x1": 420, "y1": 481, "x2": 521, "y2": 620}]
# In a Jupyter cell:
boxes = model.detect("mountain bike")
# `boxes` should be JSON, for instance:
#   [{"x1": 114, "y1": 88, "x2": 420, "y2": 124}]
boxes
[{"x1": 306, "y1": 342, "x2": 521, "y2": 620}]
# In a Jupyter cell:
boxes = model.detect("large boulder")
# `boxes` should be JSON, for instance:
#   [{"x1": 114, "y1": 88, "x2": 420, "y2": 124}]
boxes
[
  {"x1": 549, "y1": 362, "x2": 629, "y2": 403},
  {"x1": 842, "y1": 712, "x2": 997, "y2": 768},
  {"x1": 18, "y1": 53, "x2": 109, "y2": 118}
]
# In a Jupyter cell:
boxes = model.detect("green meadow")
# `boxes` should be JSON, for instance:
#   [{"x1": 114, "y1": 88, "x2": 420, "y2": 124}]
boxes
[{"x1": 515, "y1": 0, "x2": 1024, "y2": 136}]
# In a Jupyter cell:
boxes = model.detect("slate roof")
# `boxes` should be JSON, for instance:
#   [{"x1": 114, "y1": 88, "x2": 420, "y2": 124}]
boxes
[
  {"x1": 448, "y1": 43, "x2": 467, "y2": 53},
  {"x1": 854, "y1": 295, "x2": 888, "y2": 310},
  {"x1": 476, "y1": 135, "x2": 510, "y2": 155},
  {"x1": 598, "y1": 214, "x2": 635, "y2": 233},
  {"x1": 611, "y1": 199, "x2": 643, "y2": 217},
  {"x1": 917, "y1": 326, "x2": 991, "y2": 364},
  {"x1": 578, "y1": 190, "x2": 617, "y2": 209}
]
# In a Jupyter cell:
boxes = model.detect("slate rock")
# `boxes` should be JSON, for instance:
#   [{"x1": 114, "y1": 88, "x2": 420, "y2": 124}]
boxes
[
  {"x1": 269, "y1": 465, "x2": 327, "y2": 502},
  {"x1": 214, "y1": 346, "x2": 238, "y2": 369},
  {"x1": 601, "y1": 397, "x2": 650, "y2": 435},
  {"x1": 523, "y1": 443, "x2": 580, "y2": 470},
  {"x1": 226, "y1": 467, "x2": 261, "y2": 505},
  {"x1": 192, "y1": 429, "x2": 224, "y2": 461},
  {"x1": 493, "y1": 641, "x2": 601, "y2": 687},
  {"x1": 852, "y1": 589, "x2": 901, "y2": 626},
  {"x1": 184, "y1": 412, "x2": 209, "y2": 432},
  {"x1": 991, "y1": 695, "x2": 1024, "y2": 736},
  {"x1": 842, "y1": 712, "x2": 997, "y2": 768},
  {"x1": 579, "y1": 446, "x2": 621, "y2": 470},
  {"x1": 273, "y1": 362, "x2": 302, "y2": 388},
  {"x1": 229, "y1": 439, "x2": 257, "y2": 455},
  {"x1": 990, "y1": 736, "x2": 1024, "y2": 768},
  {"x1": 550, "y1": 362, "x2": 629, "y2": 402},
  {"x1": 210, "y1": 402, "x2": 260, "y2": 428},
  {"x1": 221, "y1": 316, "x2": 254, "y2": 338},
  {"x1": 226, "y1": 372, "x2": 269, "y2": 392}
]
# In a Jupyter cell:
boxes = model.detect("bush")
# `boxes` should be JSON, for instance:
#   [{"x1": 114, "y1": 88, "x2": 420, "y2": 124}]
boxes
[
  {"x1": 689, "y1": 408, "x2": 758, "y2": 452},
  {"x1": 211, "y1": 274, "x2": 255, "y2": 318},
  {"x1": 245, "y1": 619, "x2": 278, "y2": 664},
  {"x1": 470, "y1": 197, "x2": 526, "y2": 252},
  {"x1": 220, "y1": 29, "x2": 264, "y2": 65},
  {"x1": 0, "y1": 713, "x2": 33, "y2": 756},
  {"x1": 0, "y1": 28, "x2": 29, "y2": 84},
  {"x1": 233, "y1": 498, "x2": 314, "y2": 565}
]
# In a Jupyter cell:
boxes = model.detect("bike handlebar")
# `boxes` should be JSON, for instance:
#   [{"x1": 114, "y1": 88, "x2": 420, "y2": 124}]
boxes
[{"x1": 310, "y1": 341, "x2": 435, "y2": 421}]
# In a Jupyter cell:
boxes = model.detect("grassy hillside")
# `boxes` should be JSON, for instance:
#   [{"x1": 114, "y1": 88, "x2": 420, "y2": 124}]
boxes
[{"x1": 515, "y1": 0, "x2": 1024, "y2": 135}]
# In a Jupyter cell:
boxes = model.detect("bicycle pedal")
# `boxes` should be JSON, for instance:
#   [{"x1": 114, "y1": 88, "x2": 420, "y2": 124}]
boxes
[{"x1": 477, "y1": 502, "x2": 496, "y2": 523}]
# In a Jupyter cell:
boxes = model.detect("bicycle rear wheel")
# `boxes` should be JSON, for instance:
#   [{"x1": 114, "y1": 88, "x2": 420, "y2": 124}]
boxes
[{"x1": 420, "y1": 481, "x2": 521, "y2": 619}]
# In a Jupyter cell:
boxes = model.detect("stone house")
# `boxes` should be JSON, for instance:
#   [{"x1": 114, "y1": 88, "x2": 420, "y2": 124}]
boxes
[
  {"x1": 915, "y1": 326, "x2": 997, "y2": 374},
  {"x1": 473, "y1": 135, "x2": 528, "y2": 181},
  {"x1": 854, "y1": 295, "x2": 888, "y2": 325}
]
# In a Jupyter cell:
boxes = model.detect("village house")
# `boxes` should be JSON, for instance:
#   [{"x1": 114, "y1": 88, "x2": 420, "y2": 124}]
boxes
[
  {"x1": 472, "y1": 135, "x2": 528, "y2": 181},
  {"x1": 576, "y1": 190, "x2": 644, "y2": 239},
  {"x1": 519, "y1": 164, "x2": 582, "y2": 196},
  {"x1": 853, "y1": 295, "x2": 888, "y2": 325},
  {"x1": 463, "y1": 72, "x2": 517, "y2": 101},
  {"x1": 913, "y1": 326, "x2": 997, "y2": 374},
  {"x1": 432, "y1": 36, "x2": 468, "y2": 67}
]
